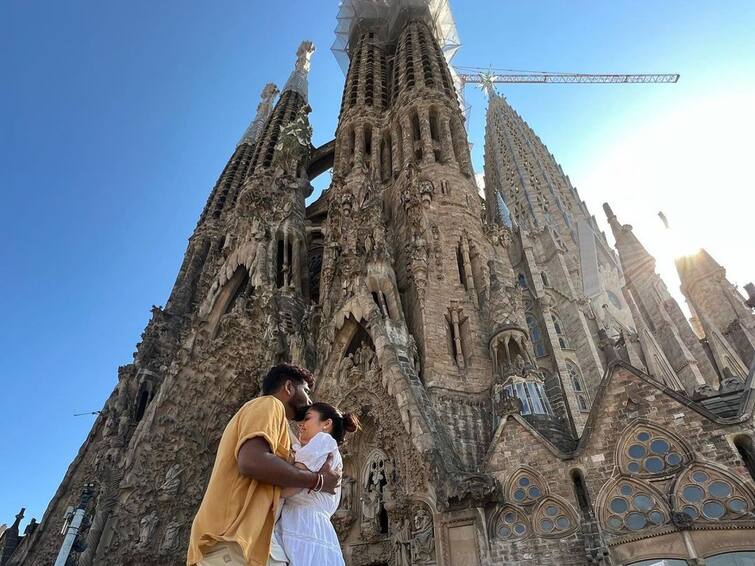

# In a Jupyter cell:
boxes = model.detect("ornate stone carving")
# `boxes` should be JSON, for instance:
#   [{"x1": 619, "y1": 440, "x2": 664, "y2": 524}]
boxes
[
  {"x1": 158, "y1": 464, "x2": 182, "y2": 501},
  {"x1": 135, "y1": 511, "x2": 158, "y2": 551},
  {"x1": 158, "y1": 521, "x2": 181, "y2": 554},
  {"x1": 410, "y1": 505, "x2": 435, "y2": 564}
]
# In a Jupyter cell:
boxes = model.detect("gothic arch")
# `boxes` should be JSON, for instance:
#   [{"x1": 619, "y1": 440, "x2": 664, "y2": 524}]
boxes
[
  {"x1": 504, "y1": 466, "x2": 549, "y2": 506},
  {"x1": 596, "y1": 475, "x2": 671, "y2": 535},
  {"x1": 531, "y1": 495, "x2": 579, "y2": 538},
  {"x1": 489, "y1": 505, "x2": 531, "y2": 541},
  {"x1": 198, "y1": 225, "x2": 268, "y2": 333},
  {"x1": 614, "y1": 420, "x2": 694, "y2": 478},
  {"x1": 671, "y1": 462, "x2": 755, "y2": 523},
  {"x1": 366, "y1": 271, "x2": 401, "y2": 321},
  {"x1": 204, "y1": 265, "x2": 250, "y2": 338}
]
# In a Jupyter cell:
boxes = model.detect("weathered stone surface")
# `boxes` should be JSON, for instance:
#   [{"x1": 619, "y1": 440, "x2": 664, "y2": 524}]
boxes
[{"x1": 7, "y1": 6, "x2": 755, "y2": 566}]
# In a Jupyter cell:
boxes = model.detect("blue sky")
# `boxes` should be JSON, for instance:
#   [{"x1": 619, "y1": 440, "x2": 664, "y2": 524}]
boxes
[{"x1": 1, "y1": 1, "x2": 753, "y2": 528}]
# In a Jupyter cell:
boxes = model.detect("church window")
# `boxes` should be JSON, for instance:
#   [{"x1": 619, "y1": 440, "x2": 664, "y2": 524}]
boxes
[
  {"x1": 600, "y1": 479, "x2": 669, "y2": 534},
  {"x1": 411, "y1": 111, "x2": 422, "y2": 162},
  {"x1": 276, "y1": 238, "x2": 294, "y2": 289},
  {"x1": 135, "y1": 388, "x2": 150, "y2": 422},
  {"x1": 566, "y1": 361, "x2": 589, "y2": 411},
  {"x1": 518, "y1": 273, "x2": 528, "y2": 289},
  {"x1": 456, "y1": 243, "x2": 466, "y2": 287},
  {"x1": 504, "y1": 379, "x2": 551, "y2": 416},
  {"x1": 429, "y1": 107, "x2": 441, "y2": 162},
  {"x1": 673, "y1": 465, "x2": 755, "y2": 522},
  {"x1": 364, "y1": 124, "x2": 372, "y2": 168},
  {"x1": 733, "y1": 435, "x2": 755, "y2": 483},
  {"x1": 617, "y1": 424, "x2": 689, "y2": 477},
  {"x1": 429, "y1": 108, "x2": 440, "y2": 142},
  {"x1": 526, "y1": 314, "x2": 546, "y2": 357},
  {"x1": 533, "y1": 496, "x2": 578, "y2": 538},
  {"x1": 507, "y1": 469, "x2": 547, "y2": 505},
  {"x1": 571, "y1": 469, "x2": 592, "y2": 520},
  {"x1": 494, "y1": 506, "x2": 528, "y2": 540},
  {"x1": 552, "y1": 312, "x2": 569, "y2": 348},
  {"x1": 308, "y1": 249, "x2": 322, "y2": 303},
  {"x1": 348, "y1": 127, "x2": 356, "y2": 170},
  {"x1": 224, "y1": 269, "x2": 250, "y2": 314},
  {"x1": 541, "y1": 272, "x2": 549, "y2": 287}
]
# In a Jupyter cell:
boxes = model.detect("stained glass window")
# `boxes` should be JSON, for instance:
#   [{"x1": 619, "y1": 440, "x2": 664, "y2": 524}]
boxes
[
  {"x1": 566, "y1": 361, "x2": 589, "y2": 412},
  {"x1": 620, "y1": 426, "x2": 686, "y2": 477},
  {"x1": 676, "y1": 466, "x2": 754, "y2": 522},
  {"x1": 601, "y1": 480, "x2": 668, "y2": 534},
  {"x1": 526, "y1": 313, "x2": 546, "y2": 357},
  {"x1": 533, "y1": 497, "x2": 577, "y2": 538}
]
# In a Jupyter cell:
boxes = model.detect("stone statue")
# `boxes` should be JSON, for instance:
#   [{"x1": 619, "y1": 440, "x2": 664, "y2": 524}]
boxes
[
  {"x1": 514, "y1": 354, "x2": 526, "y2": 374},
  {"x1": 411, "y1": 506, "x2": 436, "y2": 563},
  {"x1": 338, "y1": 354, "x2": 355, "y2": 385},
  {"x1": 136, "y1": 511, "x2": 158, "y2": 550},
  {"x1": 339, "y1": 475, "x2": 355, "y2": 513},
  {"x1": 361, "y1": 488, "x2": 381, "y2": 534},
  {"x1": 158, "y1": 464, "x2": 183, "y2": 500},
  {"x1": 159, "y1": 521, "x2": 181, "y2": 554},
  {"x1": 393, "y1": 517, "x2": 412, "y2": 566}
]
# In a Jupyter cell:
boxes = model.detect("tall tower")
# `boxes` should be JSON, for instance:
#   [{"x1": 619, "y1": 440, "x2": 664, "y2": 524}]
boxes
[
  {"x1": 676, "y1": 249, "x2": 755, "y2": 368},
  {"x1": 10, "y1": 4, "x2": 755, "y2": 566},
  {"x1": 8, "y1": 42, "x2": 318, "y2": 566},
  {"x1": 483, "y1": 88, "x2": 645, "y2": 430},
  {"x1": 604, "y1": 204, "x2": 720, "y2": 393}
]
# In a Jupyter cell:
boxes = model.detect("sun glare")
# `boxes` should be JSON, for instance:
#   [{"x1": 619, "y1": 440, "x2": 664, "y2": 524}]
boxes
[{"x1": 574, "y1": 88, "x2": 755, "y2": 311}]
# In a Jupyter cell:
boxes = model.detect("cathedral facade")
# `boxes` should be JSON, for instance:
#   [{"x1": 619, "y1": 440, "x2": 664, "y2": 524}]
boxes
[{"x1": 3, "y1": 2, "x2": 755, "y2": 565}]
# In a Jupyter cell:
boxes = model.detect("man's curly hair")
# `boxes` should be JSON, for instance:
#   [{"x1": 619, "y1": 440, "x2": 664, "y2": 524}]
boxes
[{"x1": 261, "y1": 363, "x2": 315, "y2": 395}]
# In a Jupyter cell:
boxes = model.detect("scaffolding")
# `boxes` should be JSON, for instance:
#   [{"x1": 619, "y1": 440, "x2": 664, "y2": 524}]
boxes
[{"x1": 332, "y1": 0, "x2": 461, "y2": 73}]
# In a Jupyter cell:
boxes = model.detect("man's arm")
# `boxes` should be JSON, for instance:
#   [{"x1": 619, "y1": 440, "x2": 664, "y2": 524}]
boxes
[{"x1": 237, "y1": 437, "x2": 340, "y2": 494}]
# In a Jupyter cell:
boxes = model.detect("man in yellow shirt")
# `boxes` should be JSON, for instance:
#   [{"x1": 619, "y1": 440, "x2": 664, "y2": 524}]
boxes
[{"x1": 187, "y1": 364, "x2": 341, "y2": 566}]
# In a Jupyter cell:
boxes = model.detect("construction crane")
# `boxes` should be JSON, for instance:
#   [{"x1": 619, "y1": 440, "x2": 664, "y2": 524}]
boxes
[
  {"x1": 452, "y1": 65, "x2": 679, "y2": 119},
  {"x1": 454, "y1": 66, "x2": 680, "y2": 87}
]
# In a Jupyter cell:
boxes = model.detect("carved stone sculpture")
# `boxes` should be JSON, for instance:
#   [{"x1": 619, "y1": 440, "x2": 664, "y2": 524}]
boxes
[
  {"x1": 136, "y1": 511, "x2": 158, "y2": 551},
  {"x1": 410, "y1": 506, "x2": 436, "y2": 564},
  {"x1": 158, "y1": 521, "x2": 181, "y2": 554},
  {"x1": 158, "y1": 464, "x2": 183, "y2": 501}
]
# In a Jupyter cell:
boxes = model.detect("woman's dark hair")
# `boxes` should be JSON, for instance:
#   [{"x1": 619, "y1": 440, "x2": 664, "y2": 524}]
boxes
[
  {"x1": 261, "y1": 363, "x2": 315, "y2": 395},
  {"x1": 308, "y1": 402, "x2": 360, "y2": 444}
]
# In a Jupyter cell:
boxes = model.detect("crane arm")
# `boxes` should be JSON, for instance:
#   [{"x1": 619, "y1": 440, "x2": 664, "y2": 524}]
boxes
[{"x1": 456, "y1": 72, "x2": 680, "y2": 85}]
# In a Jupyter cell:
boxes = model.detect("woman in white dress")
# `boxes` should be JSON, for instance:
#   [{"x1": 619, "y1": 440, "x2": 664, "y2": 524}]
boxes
[{"x1": 277, "y1": 402, "x2": 360, "y2": 566}]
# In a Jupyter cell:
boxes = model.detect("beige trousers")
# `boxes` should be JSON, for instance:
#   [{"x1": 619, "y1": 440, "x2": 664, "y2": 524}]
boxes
[{"x1": 197, "y1": 541, "x2": 288, "y2": 566}]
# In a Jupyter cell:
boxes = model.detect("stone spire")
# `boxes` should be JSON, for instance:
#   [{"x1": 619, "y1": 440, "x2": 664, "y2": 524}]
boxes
[
  {"x1": 484, "y1": 88, "x2": 590, "y2": 238},
  {"x1": 603, "y1": 203, "x2": 657, "y2": 279},
  {"x1": 247, "y1": 41, "x2": 315, "y2": 175},
  {"x1": 237, "y1": 83, "x2": 279, "y2": 147},
  {"x1": 282, "y1": 40, "x2": 315, "y2": 101},
  {"x1": 604, "y1": 203, "x2": 719, "y2": 393},
  {"x1": 0, "y1": 509, "x2": 24, "y2": 564},
  {"x1": 676, "y1": 248, "x2": 755, "y2": 367}
]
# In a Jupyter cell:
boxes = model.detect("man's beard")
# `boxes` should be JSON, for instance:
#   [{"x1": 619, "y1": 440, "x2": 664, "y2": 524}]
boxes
[{"x1": 292, "y1": 403, "x2": 310, "y2": 422}]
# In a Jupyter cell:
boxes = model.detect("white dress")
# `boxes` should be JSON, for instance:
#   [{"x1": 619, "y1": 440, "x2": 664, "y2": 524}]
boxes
[{"x1": 277, "y1": 432, "x2": 345, "y2": 566}]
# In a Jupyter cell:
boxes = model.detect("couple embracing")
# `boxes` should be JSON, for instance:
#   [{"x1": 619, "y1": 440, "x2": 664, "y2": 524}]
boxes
[{"x1": 187, "y1": 364, "x2": 358, "y2": 566}]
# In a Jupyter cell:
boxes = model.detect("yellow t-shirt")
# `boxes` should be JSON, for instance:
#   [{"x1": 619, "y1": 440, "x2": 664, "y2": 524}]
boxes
[{"x1": 187, "y1": 396, "x2": 291, "y2": 566}]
